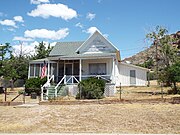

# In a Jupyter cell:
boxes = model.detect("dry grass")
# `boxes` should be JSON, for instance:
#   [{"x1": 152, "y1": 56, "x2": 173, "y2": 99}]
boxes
[
  {"x1": 0, "y1": 85, "x2": 180, "y2": 134},
  {"x1": 0, "y1": 103, "x2": 180, "y2": 134}
]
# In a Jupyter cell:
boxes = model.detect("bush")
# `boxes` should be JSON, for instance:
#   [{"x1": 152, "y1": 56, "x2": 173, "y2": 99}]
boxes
[
  {"x1": 167, "y1": 86, "x2": 180, "y2": 94},
  {"x1": 25, "y1": 77, "x2": 47, "y2": 95},
  {"x1": 76, "y1": 77, "x2": 105, "y2": 99}
]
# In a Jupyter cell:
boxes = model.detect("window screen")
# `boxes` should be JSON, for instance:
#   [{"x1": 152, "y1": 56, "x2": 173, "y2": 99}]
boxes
[{"x1": 89, "y1": 63, "x2": 106, "y2": 75}]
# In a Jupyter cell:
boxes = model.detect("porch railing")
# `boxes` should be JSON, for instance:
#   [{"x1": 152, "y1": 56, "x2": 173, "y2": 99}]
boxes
[
  {"x1": 41, "y1": 75, "x2": 54, "y2": 101},
  {"x1": 54, "y1": 75, "x2": 79, "y2": 97}
]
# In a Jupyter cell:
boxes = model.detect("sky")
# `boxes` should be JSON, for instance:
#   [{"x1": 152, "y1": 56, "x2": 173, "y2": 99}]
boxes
[{"x1": 0, "y1": 0, "x2": 180, "y2": 59}]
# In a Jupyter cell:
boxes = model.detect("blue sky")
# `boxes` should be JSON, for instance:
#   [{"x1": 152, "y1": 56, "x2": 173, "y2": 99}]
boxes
[{"x1": 0, "y1": 0, "x2": 179, "y2": 59}]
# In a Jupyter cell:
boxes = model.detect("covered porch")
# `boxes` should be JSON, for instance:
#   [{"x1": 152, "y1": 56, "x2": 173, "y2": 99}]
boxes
[{"x1": 28, "y1": 54, "x2": 116, "y2": 84}]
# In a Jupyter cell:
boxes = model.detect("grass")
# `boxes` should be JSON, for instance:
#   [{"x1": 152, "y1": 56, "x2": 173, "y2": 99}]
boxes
[
  {"x1": 0, "y1": 84, "x2": 180, "y2": 133},
  {"x1": 0, "y1": 103, "x2": 180, "y2": 133}
]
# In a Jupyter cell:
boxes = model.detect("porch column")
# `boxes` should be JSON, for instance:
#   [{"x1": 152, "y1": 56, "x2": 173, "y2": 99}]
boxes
[
  {"x1": 28, "y1": 63, "x2": 30, "y2": 79},
  {"x1": 47, "y1": 60, "x2": 50, "y2": 81},
  {"x1": 56, "y1": 62, "x2": 59, "y2": 83},
  {"x1": 112, "y1": 57, "x2": 115, "y2": 83},
  {"x1": 79, "y1": 59, "x2": 82, "y2": 82}
]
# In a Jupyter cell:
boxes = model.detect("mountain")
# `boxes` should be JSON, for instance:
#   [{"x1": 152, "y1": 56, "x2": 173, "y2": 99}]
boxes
[{"x1": 122, "y1": 31, "x2": 180, "y2": 68}]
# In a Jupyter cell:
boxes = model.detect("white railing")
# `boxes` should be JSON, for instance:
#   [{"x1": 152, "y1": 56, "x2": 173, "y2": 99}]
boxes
[
  {"x1": 81, "y1": 74, "x2": 111, "y2": 82},
  {"x1": 66, "y1": 75, "x2": 80, "y2": 84},
  {"x1": 54, "y1": 75, "x2": 80, "y2": 97},
  {"x1": 41, "y1": 75, "x2": 54, "y2": 101}
]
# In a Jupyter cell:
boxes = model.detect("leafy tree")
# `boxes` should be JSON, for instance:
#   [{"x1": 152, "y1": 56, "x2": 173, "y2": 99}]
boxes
[
  {"x1": 146, "y1": 26, "x2": 178, "y2": 68},
  {"x1": 146, "y1": 26, "x2": 180, "y2": 91},
  {"x1": 0, "y1": 43, "x2": 12, "y2": 76},
  {"x1": 34, "y1": 41, "x2": 53, "y2": 59},
  {"x1": 2, "y1": 56, "x2": 29, "y2": 84}
]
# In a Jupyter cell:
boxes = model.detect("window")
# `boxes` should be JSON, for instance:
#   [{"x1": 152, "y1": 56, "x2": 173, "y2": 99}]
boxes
[
  {"x1": 30, "y1": 64, "x2": 34, "y2": 76},
  {"x1": 89, "y1": 63, "x2": 106, "y2": 75},
  {"x1": 35, "y1": 64, "x2": 40, "y2": 76}
]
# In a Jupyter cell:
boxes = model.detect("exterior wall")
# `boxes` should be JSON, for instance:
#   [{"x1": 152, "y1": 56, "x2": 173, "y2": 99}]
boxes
[
  {"x1": 115, "y1": 63, "x2": 147, "y2": 86},
  {"x1": 81, "y1": 58, "x2": 113, "y2": 76}
]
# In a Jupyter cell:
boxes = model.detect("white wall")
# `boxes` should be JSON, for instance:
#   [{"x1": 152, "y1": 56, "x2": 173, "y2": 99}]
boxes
[
  {"x1": 115, "y1": 63, "x2": 147, "y2": 86},
  {"x1": 81, "y1": 58, "x2": 113, "y2": 75}
]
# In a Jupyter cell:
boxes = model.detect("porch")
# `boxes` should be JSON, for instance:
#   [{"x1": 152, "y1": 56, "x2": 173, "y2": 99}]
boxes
[{"x1": 28, "y1": 57, "x2": 116, "y2": 84}]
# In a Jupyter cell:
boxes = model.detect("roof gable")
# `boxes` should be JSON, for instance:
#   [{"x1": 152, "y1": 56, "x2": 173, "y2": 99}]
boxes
[{"x1": 76, "y1": 30, "x2": 118, "y2": 54}]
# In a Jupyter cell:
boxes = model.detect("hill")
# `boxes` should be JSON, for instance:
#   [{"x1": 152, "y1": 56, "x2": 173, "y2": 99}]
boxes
[{"x1": 122, "y1": 31, "x2": 180, "y2": 68}]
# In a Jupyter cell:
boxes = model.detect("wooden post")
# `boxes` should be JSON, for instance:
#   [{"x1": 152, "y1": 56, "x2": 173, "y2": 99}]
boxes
[
  {"x1": 23, "y1": 85, "x2": 25, "y2": 104},
  {"x1": 119, "y1": 83, "x2": 122, "y2": 100},
  {"x1": 161, "y1": 82, "x2": 163, "y2": 99},
  {"x1": 4, "y1": 88, "x2": 7, "y2": 102},
  {"x1": 79, "y1": 85, "x2": 81, "y2": 99}
]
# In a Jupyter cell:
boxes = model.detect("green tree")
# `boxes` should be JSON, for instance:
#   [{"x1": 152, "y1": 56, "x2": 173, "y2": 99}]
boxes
[
  {"x1": 0, "y1": 43, "x2": 12, "y2": 76},
  {"x1": 2, "y1": 56, "x2": 29, "y2": 84},
  {"x1": 34, "y1": 41, "x2": 53, "y2": 59},
  {"x1": 146, "y1": 26, "x2": 178, "y2": 69},
  {"x1": 146, "y1": 26, "x2": 180, "y2": 91}
]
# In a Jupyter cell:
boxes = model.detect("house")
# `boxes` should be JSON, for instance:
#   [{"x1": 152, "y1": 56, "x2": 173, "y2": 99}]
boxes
[{"x1": 28, "y1": 30, "x2": 148, "y2": 98}]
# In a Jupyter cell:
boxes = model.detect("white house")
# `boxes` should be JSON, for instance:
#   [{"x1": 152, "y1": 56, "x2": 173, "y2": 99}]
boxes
[{"x1": 28, "y1": 30, "x2": 148, "y2": 98}]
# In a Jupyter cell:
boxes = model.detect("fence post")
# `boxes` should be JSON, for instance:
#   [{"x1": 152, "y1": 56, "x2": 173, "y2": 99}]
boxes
[
  {"x1": 4, "y1": 88, "x2": 7, "y2": 102},
  {"x1": 161, "y1": 82, "x2": 163, "y2": 100},
  {"x1": 23, "y1": 85, "x2": 25, "y2": 104},
  {"x1": 119, "y1": 82, "x2": 122, "y2": 100},
  {"x1": 79, "y1": 85, "x2": 81, "y2": 99}
]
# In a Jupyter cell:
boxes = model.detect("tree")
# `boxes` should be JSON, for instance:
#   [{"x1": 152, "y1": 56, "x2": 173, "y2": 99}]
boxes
[
  {"x1": 146, "y1": 26, "x2": 178, "y2": 69},
  {"x1": 34, "y1": 41, "x2": 53, "y2": 59},
  {"x1": 0, "y1": 43, "x2": 12, "y2": 76},
  {"x1": 146, "y1": 26, "x2": 180, "y2": 91},
  {"x1": 167, "y1": 62, "x2": 180, "y2": 93}
]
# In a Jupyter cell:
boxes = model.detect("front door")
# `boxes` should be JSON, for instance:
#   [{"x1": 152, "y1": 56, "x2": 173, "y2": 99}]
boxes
[{"x1": 65, "y1": 63, "x2": 73, "y2": 83}]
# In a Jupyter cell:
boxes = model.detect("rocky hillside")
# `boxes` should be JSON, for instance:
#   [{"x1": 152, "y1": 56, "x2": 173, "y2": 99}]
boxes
[{"x1": 122, "y1": 31, "x2": 180, "y2": 67}]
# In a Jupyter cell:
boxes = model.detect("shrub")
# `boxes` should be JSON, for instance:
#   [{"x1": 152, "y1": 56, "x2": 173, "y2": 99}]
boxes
[
  {"x1": 25, "y1": 77, "x2": 47, "y2": 95},
  {"x1": 76, "y1": 77, "x2": 105, "y2": 99}
]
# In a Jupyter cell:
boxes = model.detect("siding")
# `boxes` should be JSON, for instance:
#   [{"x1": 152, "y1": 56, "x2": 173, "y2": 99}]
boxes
[
  {"x1": 116, "y1": 63, "x2": 147, "y2": 86},
  {"x1": 81, "y1": 58, "x2": 113, "y2": 75}
]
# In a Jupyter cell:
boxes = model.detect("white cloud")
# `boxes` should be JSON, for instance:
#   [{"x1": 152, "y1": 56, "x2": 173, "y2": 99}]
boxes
[
  {"x1": 13, "y1": 16, "x2": 24, "y2": 22},
  {"x1": 12, "y1": 41, "x2": 57, "y2": 56},
  {"x1": 27, "y1": 4, "x2": 77, "y2": 20},
  {"x1": 30, "y1": 0, "x2": 49, "y2": 4},
  {"x1": 75, "y1": 22, "x2": 83, "y2": 29},
  {"x1": 13, "y1": 36, "x2": 33, "y2": 42},
  {"x1": 85, "y1": 27, "x2": 108, "y2": 38},
  {"x1": 85, "y1": 27, "x2": 99, "y2": 35},
  {"x1": 12, "y1": 41, "x2": 37, "y2": 56},
  {"x1": 86, "y1": 13, "x2": 96, "y2": 21},
  {"x1": 24, "y1": 28, "x2": 69, "y2": 40},
  {"x1": 0, "y1": 19, "x2": 17, "y2": 28},
  {"x1": 7, "y1": 28, "x2": 16, "y2": 32}
]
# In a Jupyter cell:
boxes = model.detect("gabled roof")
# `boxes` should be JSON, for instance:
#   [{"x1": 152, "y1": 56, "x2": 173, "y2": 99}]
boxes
[
  {"x1": 49, "y1": 41, "x2": 84, "y2": 56},
  {"x1": 76, "y1": 30, "x2": 119, "y2": 53}
]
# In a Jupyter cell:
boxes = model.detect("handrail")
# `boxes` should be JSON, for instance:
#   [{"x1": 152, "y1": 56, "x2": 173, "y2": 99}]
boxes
[
  {"x1": 55, "y1": 75, "x2": 66, "y2": 90},
  {"x1": 41, "y1": 75, "x2": 54, "y2": 101},
  {"x1": 54, "y1": 75, "x2": 66, "y2": 97},
  {"x1": 96, "y1": 75, "x2": 111, "y2": 82}
]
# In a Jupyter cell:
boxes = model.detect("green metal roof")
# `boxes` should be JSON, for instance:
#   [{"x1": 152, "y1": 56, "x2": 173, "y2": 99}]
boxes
[{"x1": 49, "y1": 41, "x2": 84, "y2": 56}]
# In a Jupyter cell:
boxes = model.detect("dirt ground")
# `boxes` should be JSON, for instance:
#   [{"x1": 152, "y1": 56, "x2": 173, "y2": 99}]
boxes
[
  {"x1": 0, "y1": 103, "x2": 180, "y2": 134},
  {"x1": 0, "y1": 84, "x2": 180, "y2": 134}
]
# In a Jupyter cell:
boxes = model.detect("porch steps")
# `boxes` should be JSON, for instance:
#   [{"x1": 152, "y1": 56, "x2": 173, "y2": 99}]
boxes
[{"x1": 47, "y1": 85, "x2": 67, "y2": 99}]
